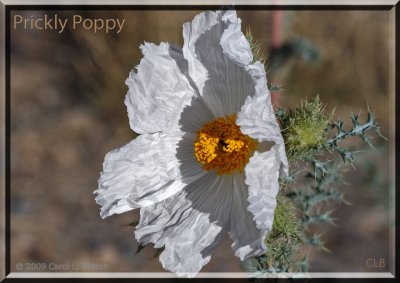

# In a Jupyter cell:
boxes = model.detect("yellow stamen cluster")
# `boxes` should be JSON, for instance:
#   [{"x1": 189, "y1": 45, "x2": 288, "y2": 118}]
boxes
[{"x1": 194, "y1": 114, "x2": 258, "y2": 175}]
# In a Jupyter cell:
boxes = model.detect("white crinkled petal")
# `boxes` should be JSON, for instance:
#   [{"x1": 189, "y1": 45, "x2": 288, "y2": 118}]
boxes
[
  {"x1": 236, "y1": 62, "x2": 289, "y2": 177},
  {"x1": 182, "y1": 10, "x2": 255, "y2": 117},
  {"x1": 244, "y1": 144, "x2": 281, "y2": 234},
  {"x1": 229, "y1": 172, "x2": 267, "y2": 260},
  {"x1": 94, "y1": 131, "x2": 205, "y2": 218},
  {"x1": 135, "y1": 172, "x2": 232, "y2": 277},
  {"x1": 125, "y1": 42, "x2": 197, "y2": 134},
  {"x1": 220, "y1": 11, "x2": 253, "y2": 65},
  {"x1": 176, "y1": 96, "x2": 215, "y2": 134}
]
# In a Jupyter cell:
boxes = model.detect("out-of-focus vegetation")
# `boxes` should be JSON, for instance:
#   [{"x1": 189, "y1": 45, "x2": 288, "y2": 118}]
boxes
[{"x1": 10, "y1": 9, "x2": 391, "y2": 273}]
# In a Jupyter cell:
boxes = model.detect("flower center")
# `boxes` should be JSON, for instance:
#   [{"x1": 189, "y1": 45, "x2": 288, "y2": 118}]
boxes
[{"x1": 194, "y1": 114, "x2": 258, "y2": 175}]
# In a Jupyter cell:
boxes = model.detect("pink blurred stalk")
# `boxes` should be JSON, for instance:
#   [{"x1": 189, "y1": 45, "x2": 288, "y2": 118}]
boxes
[
  {"x1": 270, "y1": 7, "x2": 283, "y2": 107},
  {"x1": 271, "y1": 9, "x2": 283, "y2": 49}
]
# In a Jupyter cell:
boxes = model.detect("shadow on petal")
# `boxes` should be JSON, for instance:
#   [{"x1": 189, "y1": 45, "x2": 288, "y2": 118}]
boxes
[{"x1": 159, "y1": 17, "x2": 263, "y2": 269}]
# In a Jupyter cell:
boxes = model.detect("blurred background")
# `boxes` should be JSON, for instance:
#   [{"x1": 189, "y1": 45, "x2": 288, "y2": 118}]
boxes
[{"x1": 9, "y1": 9, "x2": 393, "y2": 274}]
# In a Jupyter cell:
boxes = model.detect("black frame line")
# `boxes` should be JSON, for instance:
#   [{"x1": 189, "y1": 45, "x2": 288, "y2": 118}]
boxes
[{"x1": 4, "y1": 5, "x2": 395, "y2": 11}]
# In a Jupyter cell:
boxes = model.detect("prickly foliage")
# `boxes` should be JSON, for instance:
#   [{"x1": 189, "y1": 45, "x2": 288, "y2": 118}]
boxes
[
  {"x1": 129, "y1": 33, "x2": 384, "y2": 275},
  {"x1": 265, "y1": 195, "x2": 305, "y2": 271},
  {"x1": 245, "y1": 195, "x2": 305, "y2": 273},
  {"x1": 327, "y1": 110, "x2": 384, "y2": 164},
  {"x1": 245, "y1": 27, "x2": 267, "y2": 66},
  {"x1": 277, "y1": 96, "x2": 332, "y2": 162},
  {"x1": 245, "y1": 28, "x2": 283, "y2": 93},
  {"x1": 247, "y1": 100, "x2": 383, "y2": 274}
]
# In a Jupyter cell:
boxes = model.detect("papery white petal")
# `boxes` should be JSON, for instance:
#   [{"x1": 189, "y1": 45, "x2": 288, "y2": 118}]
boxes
[
  {"x1": 94, "y1": 131, "x2": 204, "y2": 218},
  {"x1": 220, "y1": 11, "x2": 253, "y2": 65},
  {"x1": 182, "y1": 10, "x2": 255, "y2": 118},
  {"x1": 177, "y1": 96, "x2": 215, "y2": 134},
  {"x1": 236, "y1": 62, "x2": 289, "y2": 177},
  {"x1": 125, "y1": 42, "x2": 197, "y2": 134},
  {"x1": 135, "y1": 172, "x2": 232, "y2": 277},
  {"x1": 229, "y1": 172, "x2": 267, "y2": 260},
  {"x1": 97, "y1": 9, "x2": 292, "y2": 277},
  {"x1": 244, "y1": 144, "x2": 281, "y2": 234}
]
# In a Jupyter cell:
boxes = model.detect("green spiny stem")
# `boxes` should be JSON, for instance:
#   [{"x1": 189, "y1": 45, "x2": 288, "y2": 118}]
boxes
[
  {"x1": 298, "y1": 255, "x2": 309, "y2": 272},
  {"x1": 245, "y1": 27, "x2": 267, "y2": 66},
  {"x1": 295, "y1": 190, "x2": 344, "y2": 213},
  {"x1": 307, "y1": 234, "x2": 330, "y2": 252},
  {"x1": 327, "y1": 111, "x2": 382, "y2": 153},
  {"x1": 303, "y1": 210, "x2": 337, "y2": 226}
]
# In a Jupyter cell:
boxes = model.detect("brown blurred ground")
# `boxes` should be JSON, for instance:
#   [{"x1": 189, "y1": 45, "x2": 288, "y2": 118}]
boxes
[{"x1": 9, "y1": 9, "x2": 392, "y2": 274}]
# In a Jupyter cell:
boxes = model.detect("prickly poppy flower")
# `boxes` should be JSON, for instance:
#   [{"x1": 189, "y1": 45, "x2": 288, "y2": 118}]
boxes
[{"x1": 95, "y1": 10, "x2": 288, "y2": 277}]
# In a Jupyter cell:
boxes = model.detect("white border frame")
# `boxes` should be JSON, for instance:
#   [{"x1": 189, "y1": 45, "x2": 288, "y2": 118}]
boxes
[{"x1": 0, "y1": 0, "x2": 396, "y2": 280}]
